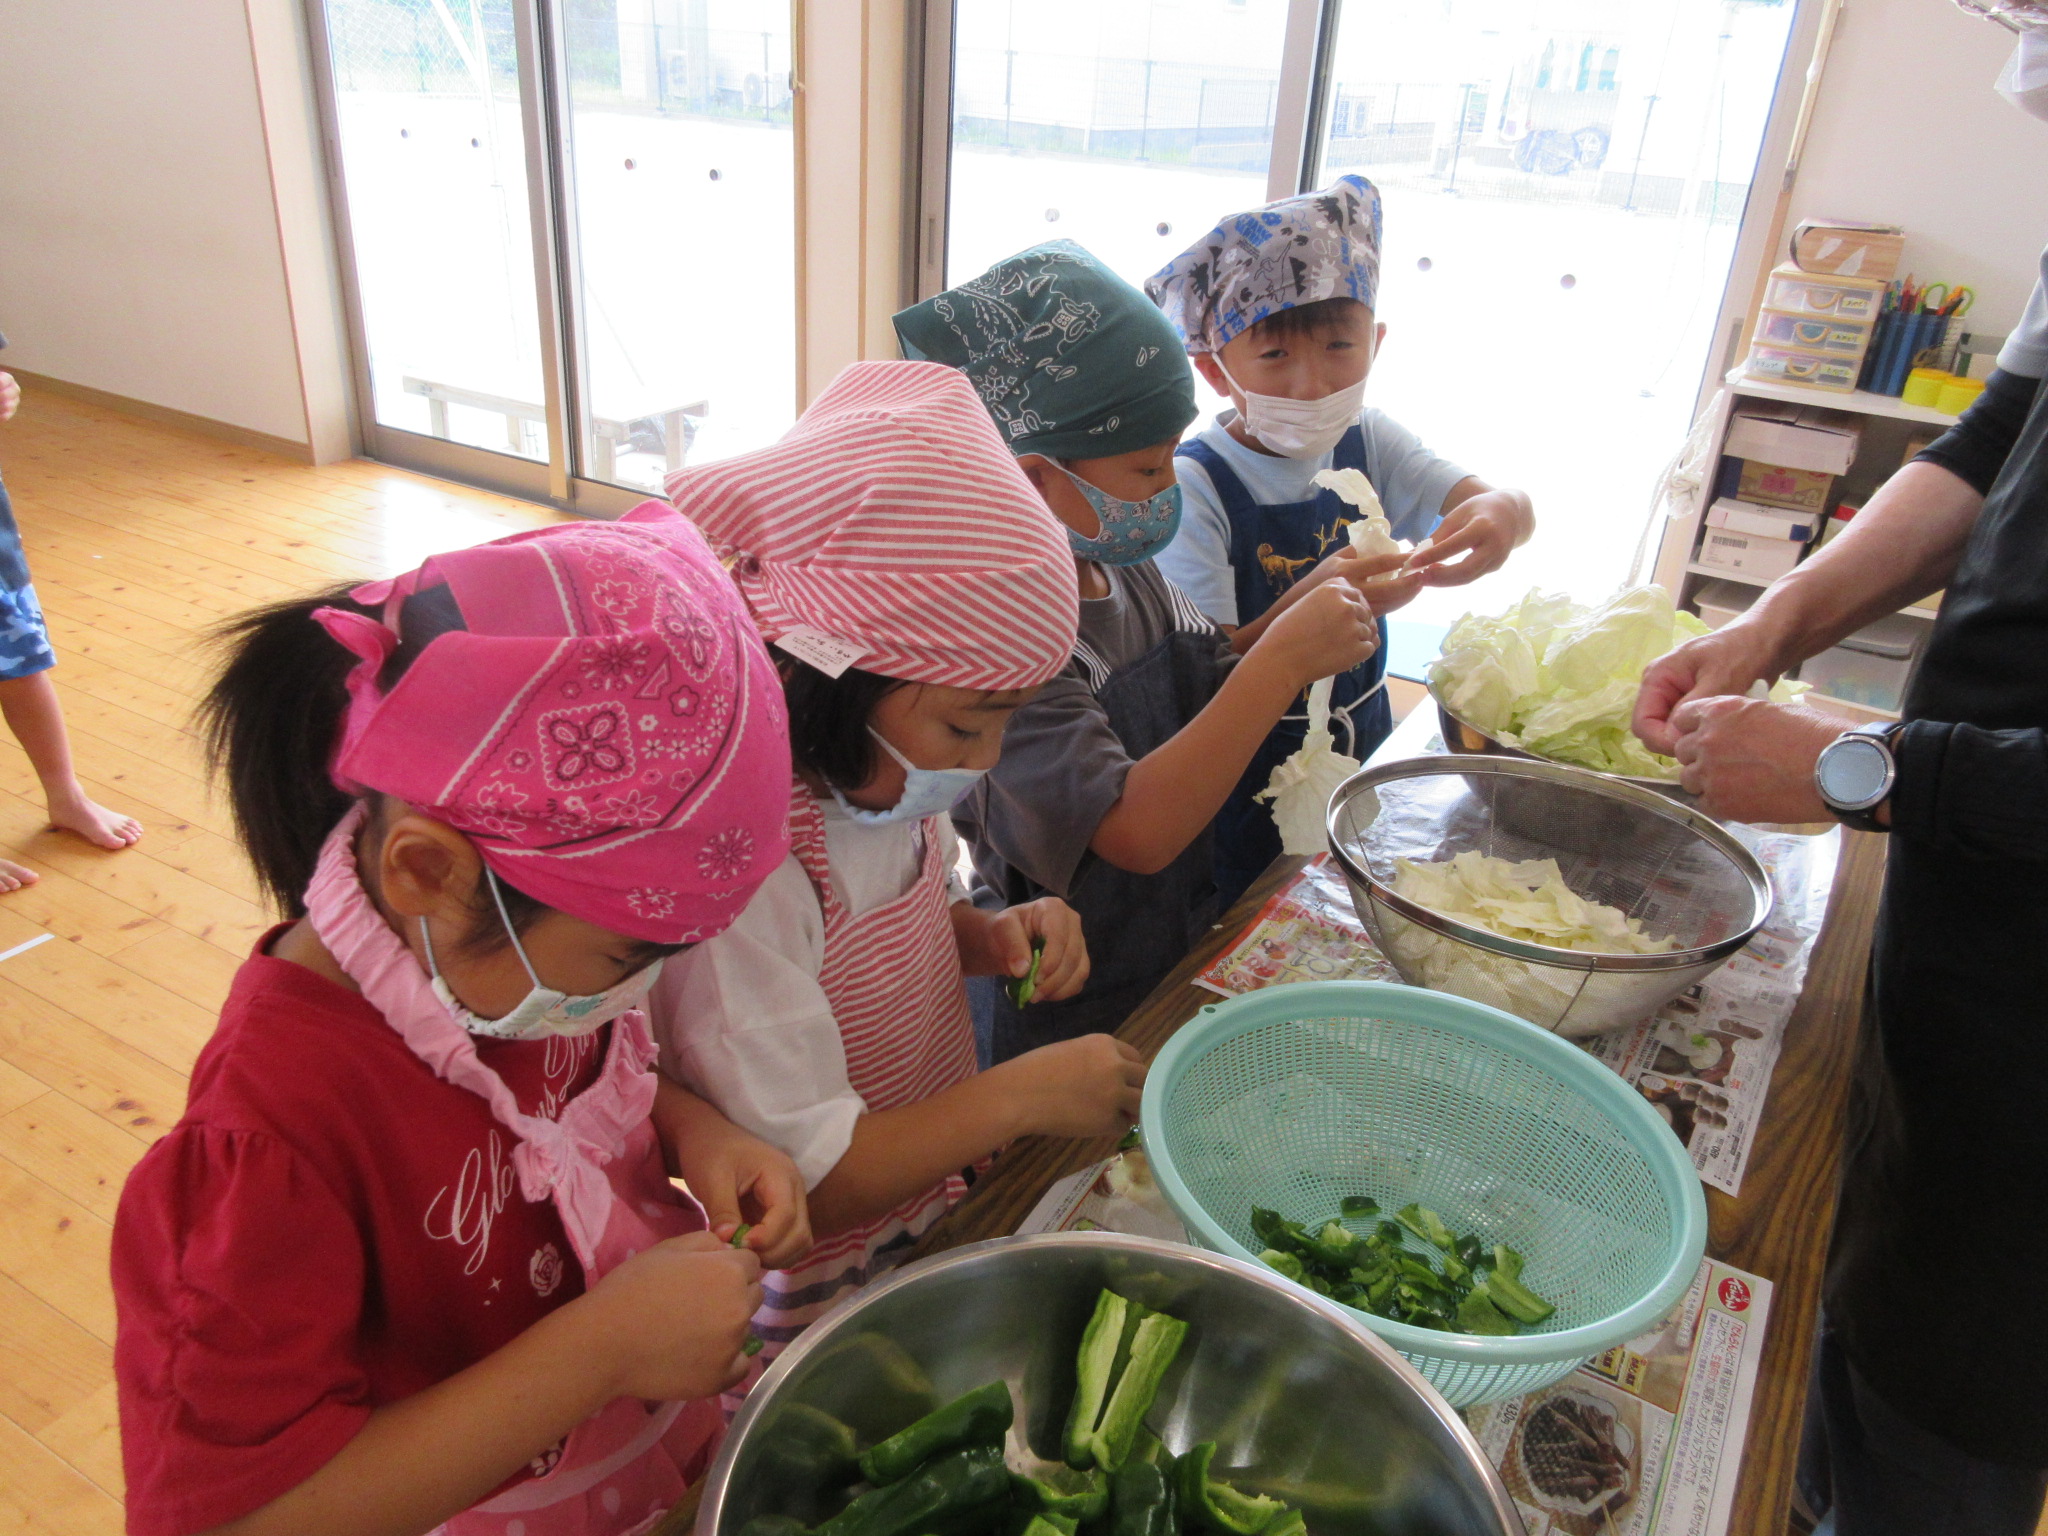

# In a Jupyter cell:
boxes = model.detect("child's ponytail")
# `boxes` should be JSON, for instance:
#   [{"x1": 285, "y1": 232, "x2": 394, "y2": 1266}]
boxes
[{"x1": 199, "y1": 585, "x2": 371, "y2": 917}]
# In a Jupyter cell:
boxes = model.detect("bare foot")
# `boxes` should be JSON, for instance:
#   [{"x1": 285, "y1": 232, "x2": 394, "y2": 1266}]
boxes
[
  {"x1": 47, "y1": 791, "x2": 143, "y2": 850},
  {"x1": 0, "y1": 857, "x2": 39, "y2": 892}
]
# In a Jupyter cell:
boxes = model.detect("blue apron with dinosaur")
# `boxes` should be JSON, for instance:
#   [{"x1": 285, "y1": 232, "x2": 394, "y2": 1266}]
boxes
[{"x1": 1177, "y1": 425, "x2": 1391, "y2": 907}]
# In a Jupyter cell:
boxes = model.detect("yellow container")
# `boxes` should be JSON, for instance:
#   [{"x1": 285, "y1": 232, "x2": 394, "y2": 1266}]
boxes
[
  {"x1": 1935, "y1": 376, "x2": 1985, "y2": 416},
  {"x1": 1901, "y1": 369, "x2": 1952, "y2": 409}
]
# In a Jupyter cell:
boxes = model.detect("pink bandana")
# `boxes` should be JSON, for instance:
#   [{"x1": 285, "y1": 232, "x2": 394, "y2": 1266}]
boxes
[
  {"x1": 313, "y1": 504, "x2": 790, "y2": 945},
  {"x1": 665, "y1": 361, "x2": 1080, "y2": 692}
]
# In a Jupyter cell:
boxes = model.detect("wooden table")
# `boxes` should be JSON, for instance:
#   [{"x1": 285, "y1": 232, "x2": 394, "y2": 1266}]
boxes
[{"x1": 905, "y1": 733, "x2": 1886, "y2": 1536}]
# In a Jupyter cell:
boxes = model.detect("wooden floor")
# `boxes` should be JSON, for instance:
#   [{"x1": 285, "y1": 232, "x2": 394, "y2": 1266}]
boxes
[{"x1": 0, "y1": 388, "x2": 564, "y2": 1532}]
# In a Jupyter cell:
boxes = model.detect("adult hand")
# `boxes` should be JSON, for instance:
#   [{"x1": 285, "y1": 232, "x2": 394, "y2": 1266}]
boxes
[
  {"x1": 1404, "y1": 489, "x2": 1531, "y2": 587},
  {"x1": 0, "y1": 371, "x2": 18, "y2": 423},
  {"x1": 978, "y1": 896, "x2": 1090, "y2": 1003},
  {"x1": 1668, "y1": 697, "x2": 1851, "y2": 823},
  {"x1": 1633, "y1": 620, "x2": 1786, "y2": 757}
]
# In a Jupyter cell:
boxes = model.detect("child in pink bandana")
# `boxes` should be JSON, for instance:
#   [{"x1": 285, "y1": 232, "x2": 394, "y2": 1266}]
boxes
[{"x1": 112, "y1": 506, "x2": 802, "y2": 1536}]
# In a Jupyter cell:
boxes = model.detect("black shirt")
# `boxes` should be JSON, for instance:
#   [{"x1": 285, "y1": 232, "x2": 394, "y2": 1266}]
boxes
[{"x1": 1825, "y1": 367, "x2": 2048, "y2": 1464}]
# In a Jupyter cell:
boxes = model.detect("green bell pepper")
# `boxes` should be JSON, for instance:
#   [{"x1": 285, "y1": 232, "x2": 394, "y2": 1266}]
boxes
[
  {"x1": 1453, "y1": 1284, "x2": 1518, "y2": 1338},
  {"x1": 1013, "y1": 1466, "x2": 1109, "y2": 1521},
  {"x1": 1175, "y1": 1442, "x2": 1291, "y2": 1535},
  {"x1": 1339, "y1": 1194, "x2": 1379, "y2": 1218},
  {"x1": 857, "y1": 1381, "x2": 1013, "y2": 1486},
  {"x1": 1062, "y1": 1290, "x2": 1129, "y2": 1468},
  {"x1": 1019, "y1": 1517, "x2": 1078, "y2": 1536},
  {"x1": 1395, "y1": 1204, "x2": 1458, "y2": 1252},
  {"x1": 1088, "y1": 1311, "x2": 1189, "y2": 1472},
  {"x1": 1484, "y1": 1246, "x2": 1556, "y2": 1325},
  {"x1": 1007, "y1": 939, "x2": 1046, "y2": 1007},
  {"x1": 813, "y1": 1444, "x2": 1012, "y2": 1536},
  {"x1": 1257, "y1": 1249, "x2": 1306, "y2": 1284},
  {"x1": 1109, "y1": 1458, "x2": 1177, "y2": 1536}
]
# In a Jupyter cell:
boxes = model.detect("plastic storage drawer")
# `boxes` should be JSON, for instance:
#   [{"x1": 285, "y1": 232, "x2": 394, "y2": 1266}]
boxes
[
  {"x1": 1741, "y1": 344, "x2": 1860, "y2": 392},
  {"x1": 1755, "y1": 310, "x2": 1873, "y2": 357},
  {"x1": 1762, "y1": 269, "x2": 1886, "y2": 322}
]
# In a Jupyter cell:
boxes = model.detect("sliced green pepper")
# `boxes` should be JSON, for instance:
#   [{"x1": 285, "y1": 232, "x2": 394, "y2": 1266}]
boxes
[
  {"x1": 1109, "y1": 1458, "x2": 1178, "y2": 1536},
  {"x1": 1174, "y1": 1441, "x2": 1291, "y2": 1536},
  {"x1": 1007, "y1": 938, "x2": 1046, "y2": 1007},
  {"x1": 1089, "y1": 1311, "x2": 1189, "y2": 1472},
  {"x1": 1014, "y1": 1466, "x2": 1109, "y2": 1521},
  {"x1": 1019, "y1": 1516, "x2": 1079, "y2": 1536},
  {"x1": 1063, "y1": 1290, "x2": 1129, "y2": 1468},
  {"x1": 813, "y1": 1444, "x2": 1012, "y2": 1536},
  {"x1": 1339, "y1": 1194, "x2": 1379, "y2": 1218},
  {"x1": 1454, "y1": 1284, "x2": 1518, "y2": 1337},
  {"x1": 1484, "y1": 1267, "x2": 1556, "y2": 1326},
  {"x1": 753, "y1": 1402, "x2": 860, "y2": 1491},
  {"x1": 857, "y1": 1380, "x2": 1013, "y2": 1486},
  {"x1": 1304, "y1": 1221, "x2": 1363, "y2": 1268},
  {"x1": 1395, "y1": 1204, "x2": 1458, "y2": 1252}
]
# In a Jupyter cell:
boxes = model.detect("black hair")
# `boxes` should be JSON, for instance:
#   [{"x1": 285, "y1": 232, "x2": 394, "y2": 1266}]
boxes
[
  {"x1": 1240, "y1": 294, "x2": 1371, "y2": 346},
  {"x1": 198, "y1": 582, "x2": 552, "y2": 956},
  {"x1": 778, "y1": 658, "x2": 910, "y2": 789}
]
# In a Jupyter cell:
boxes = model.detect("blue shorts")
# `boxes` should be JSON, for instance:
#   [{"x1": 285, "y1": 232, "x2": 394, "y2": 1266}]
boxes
[{"x1": 0, "y1": 473, "x2": 53, "y2": 681}]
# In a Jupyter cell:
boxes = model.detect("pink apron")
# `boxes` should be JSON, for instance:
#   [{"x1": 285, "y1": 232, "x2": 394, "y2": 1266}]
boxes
[
  {"x1": 746, "y1": 783, "x2": 981, "y2": 1362},
  {"x1": 306, "y1": 809, "x2": 722, "y2": 1536}
]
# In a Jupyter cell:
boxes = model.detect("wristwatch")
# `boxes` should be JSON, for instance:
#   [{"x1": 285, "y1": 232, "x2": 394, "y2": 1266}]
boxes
[{"x1": 1814, "y1": 721, "x2": 1902, "y2": 832}]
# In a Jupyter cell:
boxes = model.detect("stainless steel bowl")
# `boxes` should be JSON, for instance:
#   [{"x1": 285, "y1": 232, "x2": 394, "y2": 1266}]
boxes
[
  {"x1": 696, "y1": 1232, "x2": 1523, "y2": 1536},
  {"x1": 1328, "y1": 755, "x2": 1772, "y2": 1038},
  {"x1": 1432, "y1": 693, "x2": 1701, "y2": 812}
]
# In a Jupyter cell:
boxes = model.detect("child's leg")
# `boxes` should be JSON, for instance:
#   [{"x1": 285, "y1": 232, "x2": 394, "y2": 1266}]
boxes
[{"x1": 0, "y1": 671, "x2": 142, "y2": 854}]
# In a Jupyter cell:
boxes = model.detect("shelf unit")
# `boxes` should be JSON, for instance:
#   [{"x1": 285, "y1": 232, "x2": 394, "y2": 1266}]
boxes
[{"x1": 1654, "y1": 371, "x2": 1961, "y2": 722}]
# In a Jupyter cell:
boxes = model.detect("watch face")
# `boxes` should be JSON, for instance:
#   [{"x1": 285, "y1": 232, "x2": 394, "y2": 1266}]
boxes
[{"x1": 1822, "y1": 736, "x2": 1890, "y2": 808}]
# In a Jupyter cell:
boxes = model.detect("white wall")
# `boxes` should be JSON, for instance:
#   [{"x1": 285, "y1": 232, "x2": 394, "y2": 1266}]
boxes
[
  {"x1": 0, "y1": 0, "x2": 310, "y2": 444},
  {"x1": 1790, "y1": 0, "x2": 2048, "y2": 342}
]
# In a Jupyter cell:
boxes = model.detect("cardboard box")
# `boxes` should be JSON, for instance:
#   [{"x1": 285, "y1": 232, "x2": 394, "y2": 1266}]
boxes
[
  {"x1": 1736, "y1": 459, "x2": 1833, "y2": 515},
  {"x1": 1708, "y1": 497, "x2": 1820, "y2": 541},
  {"x1": 1726, "y1": 401, "x2": 1861, "y2": 476},
  {"x1": 1696, "y1": 528, "x2": 1803, "y2": 581},
  {"x1": 1790, "y1": 220, "x2": 1905, "y2": 283}
]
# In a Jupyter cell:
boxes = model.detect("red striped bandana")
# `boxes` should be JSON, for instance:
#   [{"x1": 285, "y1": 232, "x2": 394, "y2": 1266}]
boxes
[{"x1": 665, "y1": 361, "x2": 1079, "y2": 691}]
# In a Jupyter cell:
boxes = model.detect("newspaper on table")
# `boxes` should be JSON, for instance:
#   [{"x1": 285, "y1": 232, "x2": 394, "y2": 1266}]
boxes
[
  {"x1": 1192, "y1": 827, "x2": 1839, "y2": 1197},
  {"x1": 1467, "y1": 1259, "x2": 1772, "y2": 1536},
  {"x1": 1017, "y1": 1154, "x2": 1771, "y2": 1536}
]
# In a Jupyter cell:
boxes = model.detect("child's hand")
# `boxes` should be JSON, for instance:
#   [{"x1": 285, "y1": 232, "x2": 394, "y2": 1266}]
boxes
[
  {"x1": 1336, "y1": 549, "x2": 1426, "y2": 616},
  {"x1": 1404, "y1": 489, "x2": 1532, "y2": 587},
  {"x1": 993, "y1": 1033, "x2": 1145, "y2": 1140},
  {"x1": 652, "y1": 1076, "x2": 813, "y2": 1267},
  {"x1": 0, "y1": 372, "x2": 18, "y2": 423},
  {"x1": 973, "y1": 897, "x2": 1090, "y2": 1003},
  {"x1": 1250, "y1": 575, "x2": 1379, "y2": 690},
  {"x1": 584, "y1": 1232, "x2": 763, "y2": 1401}
]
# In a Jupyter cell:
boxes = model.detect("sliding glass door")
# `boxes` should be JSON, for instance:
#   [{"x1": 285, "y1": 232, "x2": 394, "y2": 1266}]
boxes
[
  {"x1": 311, "y1": 0, "x2": 796, "y2": 508},
  {"x1": 936, "y1": 0, "x2": 1805, "y2": 618}
]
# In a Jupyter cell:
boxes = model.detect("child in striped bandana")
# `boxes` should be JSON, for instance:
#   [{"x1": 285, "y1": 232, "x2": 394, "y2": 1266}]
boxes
[{"x1": 653, "y1": 361, "x2": 1145, "y2": 1370}]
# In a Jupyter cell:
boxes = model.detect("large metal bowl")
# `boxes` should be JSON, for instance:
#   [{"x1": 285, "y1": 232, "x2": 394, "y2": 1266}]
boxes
[
  {"x1": 1432, "y1": 692, "x2": 1701, "y2": 812},
  {"x1": 696, "y1": 1232, "x2": 1523, "y2": 1536}
]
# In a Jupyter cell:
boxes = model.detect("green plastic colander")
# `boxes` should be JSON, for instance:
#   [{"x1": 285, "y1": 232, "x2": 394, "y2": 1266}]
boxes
[{"x1": 1141, "y1": 980, "x2": 1707, "y2": 1408}]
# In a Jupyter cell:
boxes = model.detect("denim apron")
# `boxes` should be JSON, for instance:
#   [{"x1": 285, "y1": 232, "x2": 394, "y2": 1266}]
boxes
[
  {"x1": 1177, "y1": 425, "x2": 1391, "y2": 906},
  {"x1": 972, "y1": 626, "x2": 1224, "y2": 1062}
]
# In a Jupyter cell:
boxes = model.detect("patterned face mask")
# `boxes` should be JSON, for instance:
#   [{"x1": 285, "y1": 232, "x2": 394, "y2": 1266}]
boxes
[{"x1": 1049, "y1": 461, "x2": 1185, "y2": 566}]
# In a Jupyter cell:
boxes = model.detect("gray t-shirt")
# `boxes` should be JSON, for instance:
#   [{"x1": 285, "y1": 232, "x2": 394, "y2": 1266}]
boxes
[
  {"x1": 1157, "y1": 408, "x2": 1470, "y2": 625},
  {"x1": 1996, "y1": 247, "x2": 2048, "y2": 378},
  {"x1": 957, "y1": 560, "x2": 1232, "y2": 901}
]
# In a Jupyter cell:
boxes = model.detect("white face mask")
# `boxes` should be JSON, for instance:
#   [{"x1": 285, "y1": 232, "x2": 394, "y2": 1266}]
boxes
[
  {"x1": 830, "y1": 727, "x2": 986, "y2": 825},
  {"x1": 421, "y1": 868, "x2": 665, "y2": 1041},
  {"x1": 1218, "y1": 360, "x2": 1367, "y2": 460},
  {"x1": 1998, "y1": 29, "x2": 2048, "y2": 121}
]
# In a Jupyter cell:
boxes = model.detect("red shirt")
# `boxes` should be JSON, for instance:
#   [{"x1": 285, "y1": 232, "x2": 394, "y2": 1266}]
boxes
[{"x1": 113, "y1": 934, "x2": 612, "y2": 1536}]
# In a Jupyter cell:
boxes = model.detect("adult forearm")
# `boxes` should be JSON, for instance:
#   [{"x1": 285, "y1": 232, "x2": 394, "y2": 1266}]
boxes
[
  {"x1": 1738, "y1": 461, "x2": 1982, "y2": 671},
  {"x1": 201, "y1": 1303, "x2": 624, "y2": 1536},
  {"x1": 1089, "y1": 649, "x2": 1301, "y2": 874}
]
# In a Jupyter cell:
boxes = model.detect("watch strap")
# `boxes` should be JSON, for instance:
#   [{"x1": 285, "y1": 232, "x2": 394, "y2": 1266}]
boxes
[{"x1": 1819, "y1": 721, "x2": 1900, "y2": 832}]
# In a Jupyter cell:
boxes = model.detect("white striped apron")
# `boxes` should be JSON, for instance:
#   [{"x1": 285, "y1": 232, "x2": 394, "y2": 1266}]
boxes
[{"x1": 748, "y1": 781, "x2": 980, "y2": 1361}]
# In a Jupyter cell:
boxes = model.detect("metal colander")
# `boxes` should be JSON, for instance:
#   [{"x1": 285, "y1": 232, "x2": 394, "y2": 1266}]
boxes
[{"x1": 1327, "y1": 755, "x2": 1771, "y2": 1038}]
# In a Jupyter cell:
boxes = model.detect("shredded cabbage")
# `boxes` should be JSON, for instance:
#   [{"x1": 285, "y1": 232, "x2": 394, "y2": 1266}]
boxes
[
  {"x1": 1392, "y1": 851, "x2": 1676, "y2": 955},
  {"x1": 1379, "y1": 852, "x2": 1675, "y2": 1026},
  {"x1": 1256, "y1": 676, "x2": 1360, "y2": 854},
  {"x1": 1428, "y1": 586, "x2": 1804, "y2": 781}
]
